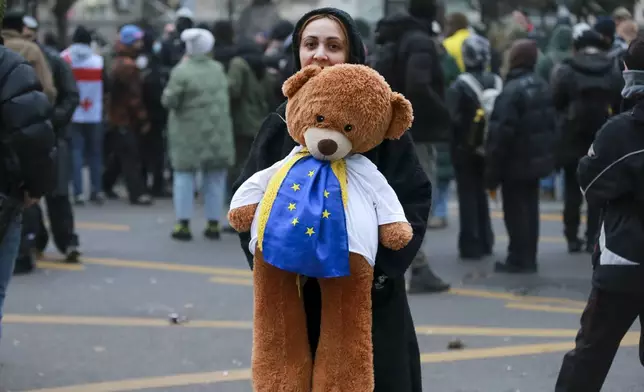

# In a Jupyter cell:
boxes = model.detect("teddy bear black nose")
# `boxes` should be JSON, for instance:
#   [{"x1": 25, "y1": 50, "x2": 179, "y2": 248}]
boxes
[{"x1": 317, "y1": 139, "x2": 338, "y2": 156}]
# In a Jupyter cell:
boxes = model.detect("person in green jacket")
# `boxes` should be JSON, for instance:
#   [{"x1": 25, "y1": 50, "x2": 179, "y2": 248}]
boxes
[
  {"x1": 535, "y1": 24, "x2": 573, "y2": 83},
  {"x1": 162, "y1": 28, "x2": 235, "y2": 241}
]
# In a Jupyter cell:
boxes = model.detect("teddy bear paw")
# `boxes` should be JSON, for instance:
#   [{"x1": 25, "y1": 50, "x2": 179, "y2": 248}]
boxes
[
  {"x1": 379, "y1": 222, "x2": 413, "y2": 251},
  {"x1": 227, "y1": 204, "x2": 259, "y2": 233}
]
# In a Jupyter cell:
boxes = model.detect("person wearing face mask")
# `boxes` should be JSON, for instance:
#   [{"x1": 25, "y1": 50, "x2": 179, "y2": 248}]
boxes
[{"x1": 232, "y1": 8, "x2": 428, "y2": 391}]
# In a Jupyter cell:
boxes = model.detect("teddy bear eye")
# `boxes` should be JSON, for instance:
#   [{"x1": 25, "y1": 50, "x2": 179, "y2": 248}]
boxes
[
  {"x1": 316, "y1": 115, "x2": 325, "y2": 123},
  {"x1": 344, "y1": 124, "x2": 353, "y2": 132}
]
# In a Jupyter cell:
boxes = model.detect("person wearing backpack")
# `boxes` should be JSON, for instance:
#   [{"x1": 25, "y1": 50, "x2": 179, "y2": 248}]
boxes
[
  {"x1": 485, "y1": 39, "x2": 557, "y2": 273},
  {"x1": 551, "y1": 25, "x2": 623, "y2": 254}
]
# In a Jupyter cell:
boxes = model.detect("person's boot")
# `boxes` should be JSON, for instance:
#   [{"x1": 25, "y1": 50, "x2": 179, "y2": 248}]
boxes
[
  {"x1": 13, "y1": 254, "x2": 35, "y2": 275},
  {"x1": 408, "y1": 265, "x2": 450, "y2": 294},
  {"x1": 567, "y1": 238, "x2": 584, "y2": 253},
  {"x1": 171, "y1": 220, "x2": 192, "y2": 241},
  {"x1": 204, "y1": 220, "x2": 221, "y2": 240}
]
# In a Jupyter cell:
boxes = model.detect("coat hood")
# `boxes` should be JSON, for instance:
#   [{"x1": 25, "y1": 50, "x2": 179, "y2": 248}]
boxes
[
  {"x1": 291, "y1": 7, "x2": 366, "y2": 70},
  {"x1": 548, "y1": 25, "x2": 573, "y2": 53},
  {"x1": 67, "y1": 43, "x2": 94, "y2": 62},
  {"x1": 565, "y1": 51, "x2": 615, "y2": 75}
]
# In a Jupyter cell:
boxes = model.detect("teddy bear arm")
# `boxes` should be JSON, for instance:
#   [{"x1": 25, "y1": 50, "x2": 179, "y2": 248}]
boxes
[
  {"x1": 378, "y1": 222, "x2": 413, "y2": 251},
  {"x1": 228, "y1": 204, "x2": 259, "y2": 232}
]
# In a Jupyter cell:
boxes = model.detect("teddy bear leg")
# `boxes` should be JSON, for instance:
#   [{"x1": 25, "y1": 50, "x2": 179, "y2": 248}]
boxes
[
  {"x1": 252, "y1": 251, "x2": 313, "y2": 392},
  {"x1": 312, "y1": 253, "x2": 374, "y2": 392}
]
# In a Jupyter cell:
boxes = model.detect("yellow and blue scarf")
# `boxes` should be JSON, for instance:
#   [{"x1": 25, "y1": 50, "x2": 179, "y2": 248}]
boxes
[{"x1": 257, "y1": 150, "x2": 350, "y2": 278}]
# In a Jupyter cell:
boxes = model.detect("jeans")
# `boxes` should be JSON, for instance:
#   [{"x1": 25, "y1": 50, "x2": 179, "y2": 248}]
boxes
[
  {"x1": 174, "y1": 170, "x2": 227, "y2": 221},
  {"x1": 70, "y1": 122, "x2": 103, "y2": 197},
  {"x1": 0, "y1": 213, "x2": 22, "y2": 340},
  {"x1": 432, "y1": 179, "x2": 450, "y2": 218}
]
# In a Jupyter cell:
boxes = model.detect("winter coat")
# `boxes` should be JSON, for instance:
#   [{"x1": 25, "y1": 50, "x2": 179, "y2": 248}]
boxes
[
  {"x1": 535, "y1": 25, "x2": 573, "y2": 83},
  {"x1": 551, "y1": 50, "x2": 623, "y2": 166},
  {"x1": 40, "y1": 44, "x2": 80, "y2": 134},
  {"x1": 1, "y1": 29, "x2": 57, "y2": 104},
  {"x1": 485, "y1": 68, "x2": 557, "y2": 187},
  {"x1": 578, "y1": 101, "x2": 644, "y2": 293},
  {"x1": 436, "y1": 48, "x2": 459, "y2": 181},
  {"x1": 373, "y1": 14, "x2": 450, "y2": 143},
  {"x1": 0, "y1": 46, "x2": 56, "y2": 199},
  {"x1": 162, "y1": 54, "x2": 234, "y2": 171},
  {"x1": 443, "y1": 28, "x2": 471, "y2": 72},
  {"x1": 108, "y1": 43, "x2": 148, "y2": 130}
]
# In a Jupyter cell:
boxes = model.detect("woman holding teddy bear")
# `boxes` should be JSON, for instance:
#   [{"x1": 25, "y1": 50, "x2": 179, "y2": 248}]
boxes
[{"x1": 232, "y1": 7, "x2": 430, "y2": 391}]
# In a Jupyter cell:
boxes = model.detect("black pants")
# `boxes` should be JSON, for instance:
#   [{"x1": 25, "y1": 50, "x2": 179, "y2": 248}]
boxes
[
  {"x1": 103, "y1": 127, "x2": 147, "y2": 202},
  {"x1": 454, "y1": 156, "x2": 494, "y2": 258},
  {"x1": 563, "y1": 163, "x2": 601, "y2": 244},
  {"x1": 501, "y1": 180, "x2": 539, "y2": 267},
  {"x1": 140, "y1": 125, "x2": 166, "y2": 195},
  {"x1": 34, "y1": 195, "x2": 78, "y2": 254},
  {"x1": 556, "y1": 287, "x2": 644, "y2": 391}
]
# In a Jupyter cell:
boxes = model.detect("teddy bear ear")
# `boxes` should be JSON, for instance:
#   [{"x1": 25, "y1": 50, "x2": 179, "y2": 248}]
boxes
[
  {"x1": 385, "y1": 92, "x2": 413, "y2": 140},
  {"x1": 282, "y1": 65, "x2": 323, "y2": 99}
]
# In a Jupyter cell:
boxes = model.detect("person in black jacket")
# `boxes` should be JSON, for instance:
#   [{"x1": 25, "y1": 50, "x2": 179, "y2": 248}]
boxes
[
  {"x1": 485, "y1": 39, "x2": 557, "y2": 274},
  {"x1": 551, "y1": 25, "x2": 623, "y2": 253},
  {"x1": 446, "y1": 34, "x2": 497, "y2": 260},
  {"x1": 232, "y1": 8, "x2": 428, "y2": 391},
  {"x1": 555, "y1": 37, "x2": 644, "y2": 392},
  {"x1": 0, "y1": 11, "x2": 57, "y2": 338},
  {"x1": 19, "y1": 15, "x2": 81, "y2": 270},
  {"x1": 373, "y1": 0, "x2": 450, "y2": 294}
]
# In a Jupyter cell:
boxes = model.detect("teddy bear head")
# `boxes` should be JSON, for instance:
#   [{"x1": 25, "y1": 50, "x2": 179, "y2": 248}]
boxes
[{"x1": 282, "y1": 64, "x2": 413, "y2": 161}]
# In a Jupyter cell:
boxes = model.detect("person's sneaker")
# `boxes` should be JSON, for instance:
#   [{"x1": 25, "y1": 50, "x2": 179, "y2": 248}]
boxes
[
  {"x1": 131, "y1": 194, "x2": 153, "y2": 206},
  {"x1": 65, "y1": 246, "x2": 81, "y2": 263},
  {"x1": 408, "y1": 265, "x2": 451, "y2": 294},
  {"x1": 73, "y1": 195, "x2": 85, "y2": 206},
  {"x1": 104, "y1": 190, "x2": 119, "y2": 200},
  {"x1": 204, "y1": 222, "x2": 221, "y2": 240},
  {"x1": 427, "y1": 216, "x2": 448, "y2": 229},
  {"x1": 89, "y1": 192, "x2": 105, "y2": 205},
  {"x1": 494, "y1": 261, "x2": 538, "y2": 274},
  {"x1": 171, "y1": 224, "x2": 192, "y2": 241},
  {"x1": 567, "y1": 238, "x2": 584, "y2": 253}
]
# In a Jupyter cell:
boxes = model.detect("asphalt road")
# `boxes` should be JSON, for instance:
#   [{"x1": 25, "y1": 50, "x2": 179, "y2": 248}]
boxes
[{"x1": 0, "y1": 197, "x2": 641, "y2": 392}]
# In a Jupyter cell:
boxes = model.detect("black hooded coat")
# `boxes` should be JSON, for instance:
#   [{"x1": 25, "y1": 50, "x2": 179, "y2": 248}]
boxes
[{"x1": 232, "y1": 8, "x2": 428, "y2": 392}]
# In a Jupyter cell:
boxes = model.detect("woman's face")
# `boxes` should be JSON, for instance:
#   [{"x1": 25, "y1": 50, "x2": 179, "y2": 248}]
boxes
[{"x1": 299, "y1": 17, "x2": 348, "y2": 68}]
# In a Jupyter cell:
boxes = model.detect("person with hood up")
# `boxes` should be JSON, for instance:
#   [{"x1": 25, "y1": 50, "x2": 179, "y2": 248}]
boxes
[
  {"x1": 104, "y1": 24, "x2": 152, "y2": 206},
  {"x1": 373, "y1": 0, "x2": 451, "y2": 294},
  {"x1": 551, "y1": 24, "x2": 623, "y2": 254},
  {"x1": 162, "y1": 28, "x2": 234, "y2": 241},
  {"x1": 232, "y1": 7, "x2": 428, "y2": 391},
  {"x1": 485, "y1": 39, "x2": 557, "y2": 274},
  {"x1": 446, "y1": 34, "x2": 497, "y2": 260},
  {"x1": 536, "y1": 24, "x2": 573, "y2": 83},
  {"x1": 555, "y1": 35, "x2": 644, "y2": 392}
]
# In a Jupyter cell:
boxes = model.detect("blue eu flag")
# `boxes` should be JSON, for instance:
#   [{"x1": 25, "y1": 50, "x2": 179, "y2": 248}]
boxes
[{"x1": 262, "y1": 156, "x2": 349, "y2": 278}]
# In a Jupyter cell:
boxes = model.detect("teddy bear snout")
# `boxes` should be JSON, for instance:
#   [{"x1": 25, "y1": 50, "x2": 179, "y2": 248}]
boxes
[{"x1": 318, "y1": 139, "x2": 338, "y2": 156}]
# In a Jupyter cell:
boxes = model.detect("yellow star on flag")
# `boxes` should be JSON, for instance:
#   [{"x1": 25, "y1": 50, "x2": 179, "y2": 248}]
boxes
[
  {"x1": 291, "y1": 183, "x2": 301, "y2": 192},
  {"x1": 308, "y1": 170, "x2": 314, "y2": 177},
  {"x1": 288, "y1": 203, "x2": 296, "y2": 211},
  {"x1": 291, "y1": 217, "x2": 299, "y2": 226},
  {"x1": 305, "y1": 227, "x2": 315, "y2": 236},
  {"x1": 322, "y1": 210, "x2": 331, "y2": 219},
  {"x1": 323, "y1": 190, "x2": 330, "y2": 198}
]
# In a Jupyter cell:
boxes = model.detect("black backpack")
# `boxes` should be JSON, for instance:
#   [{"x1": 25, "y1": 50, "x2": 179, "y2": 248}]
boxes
[{"x1": 568, "y1": 73, "x2": 615, "y2": 148}]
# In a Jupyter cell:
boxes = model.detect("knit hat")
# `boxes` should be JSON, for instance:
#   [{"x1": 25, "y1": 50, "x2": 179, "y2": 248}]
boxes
[
  {"x1": 594, "y1": 16, "x2": 616, "y2": 41},
  {"x1": 408, "y1": 0, "x2": 437, "y2": 21},
  {"x1": 3, "y1": 9, "x2": 24, "y2": 32},
  {"x1": 181, "y1": 28, "x2": 214, "y2": 56},
  {"x1": 119, "y1": 24, "x2": 144, "y2": 46},
  {"x1": 508, "y1": 38, "x2": 538, "y2": 70},
  {"x1": 461, "y1": 34, "x2": 490, "y2": 70},
  {"x1": 72, "y1": 25, "x2": 93, "y2": 45},
  {"x1": 573, "y1": 23, "x2": 608, "y2": 51},
  {"x1": 22, "y1": 15, "x2": 37, "y2": 30}
]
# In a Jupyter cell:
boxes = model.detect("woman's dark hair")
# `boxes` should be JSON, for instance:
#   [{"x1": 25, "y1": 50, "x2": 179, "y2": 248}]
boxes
[{"x1": 624, "y1": 36, "x2": 644, "y2": 71}]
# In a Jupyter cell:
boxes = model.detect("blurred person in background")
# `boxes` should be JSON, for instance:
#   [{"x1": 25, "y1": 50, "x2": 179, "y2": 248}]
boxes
[
  {"x1": 162, "y1": 28, "x2": 234, "y2": 241},
  {"x1": 159, "y1": 7, "x2": 194, "y2": 73},
  {"x1": 19, "y1": 16, "x2": 81, "y2": 268},
  {"x1": 236, "y1": 0, "x2": 281, "y2": 46}
]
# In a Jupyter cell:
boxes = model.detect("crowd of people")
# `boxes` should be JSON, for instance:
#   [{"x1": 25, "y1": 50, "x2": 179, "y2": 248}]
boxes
[{"x1": 0, "y1": 0, "x2": 642, "y2": 390}]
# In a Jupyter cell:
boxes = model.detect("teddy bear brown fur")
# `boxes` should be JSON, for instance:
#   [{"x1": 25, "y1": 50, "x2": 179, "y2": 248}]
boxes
[{"x1": 228, "y1": 64, "x2": 414, "y2": 391}]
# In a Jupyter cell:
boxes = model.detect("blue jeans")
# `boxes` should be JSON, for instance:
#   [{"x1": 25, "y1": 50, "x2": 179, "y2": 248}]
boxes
[
  {"x1": 432, "y1": 179, "x2": 451, "y2": 218},
  {"x1": 70, "y1": 122, "x2": 103, "y2": 197},
  {"x1": 174, "y1": 170, "x2": 227, "y2": 221},
  {"x1": 0, "y1": 213, "x2": 22, "y2": 340}
]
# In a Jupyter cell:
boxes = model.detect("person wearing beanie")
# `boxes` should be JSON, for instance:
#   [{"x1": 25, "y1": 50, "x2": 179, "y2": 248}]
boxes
[
  {"x1": 373, "y1": 0, "x2": 451, "y2": 294},
  {"x1": 484, "y1": 38, "x2": 557, "y2": 274},
  {"x1": 0, "y1": 0, "x2": 57, "y2": 335},
  {"x1": 18, "y1": 16, "x2": 82, "y2": 268},
  {"x1": 556, "y1": 35, "x2": 644, "y2": 392},
  {"x1": 161, "y1": 28, "x2": 233, "y2": 241},
  {"x1": 551, "y1": 22, "x2": 623, "y2": 254},
  {"x1": 446, "y1": 34, "x2": 499, "y2": 261},
  {"x1": 1, "y1": 10, "x2": 56, "y2": 103},
  {"x1": 104, "y1": 24, "x2": 152, "y2": 206}
]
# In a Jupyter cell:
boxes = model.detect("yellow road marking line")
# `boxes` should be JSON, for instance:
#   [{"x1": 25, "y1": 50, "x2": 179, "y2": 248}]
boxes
[
  {"x1": 45, "y1": 221, "x2": 130, "y2": 232},
  {"x1": 496, "y1": 235, "x2": 566, "y2": 244},
  {"x1": 209, "y1": 276, "x2": 254, "y2": 286},
  {"x1": 36, "y1": 261, "x2": 85, "y2": 271},
  {"x1": 505, "y1": 303, "x2": 584, "y2": 314},
  {"x1": 490, "y1": 211, "x2": 586, "y2": 223},
  {"x1": 81, "y1": 256, "x2": 253, "y2": 278},
  {"x1": 448, "y1": 288, "x2": 587, "y2": 306},
  {"x1": 415, "y1": 326, "x2": 578, "y2": 338},
  {"x1": 3, "y1": 314, "x2": 253, "y2": 329},
  {"x1": 22, "y1": 337, "x2": 640, "y2": 392}
]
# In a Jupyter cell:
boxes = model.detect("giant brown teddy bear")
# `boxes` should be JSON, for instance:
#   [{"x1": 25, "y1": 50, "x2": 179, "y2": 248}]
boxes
[{"x1": 228, "y1": 64, "x2": 414, "y2": 391}]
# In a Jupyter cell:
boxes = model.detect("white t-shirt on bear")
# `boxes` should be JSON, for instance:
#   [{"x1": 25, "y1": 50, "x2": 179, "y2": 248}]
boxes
[{"x1": 230, "y1": 146, "x2": 408, "y2": 267}]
